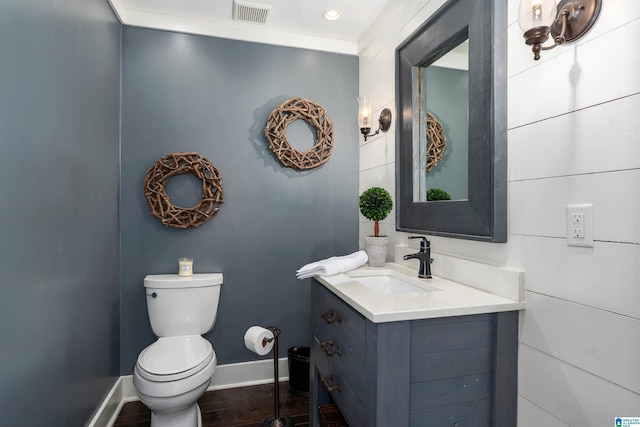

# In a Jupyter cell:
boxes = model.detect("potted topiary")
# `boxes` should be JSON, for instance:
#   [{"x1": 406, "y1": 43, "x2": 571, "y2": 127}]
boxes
[{"x1": 359, "y1": 187, "x2": 393, "y2": 267}]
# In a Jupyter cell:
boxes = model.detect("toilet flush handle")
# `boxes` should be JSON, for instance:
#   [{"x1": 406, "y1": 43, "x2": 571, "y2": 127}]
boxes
[{"x1": 151, "y1": 292, "x2": 158, "y2": 298}]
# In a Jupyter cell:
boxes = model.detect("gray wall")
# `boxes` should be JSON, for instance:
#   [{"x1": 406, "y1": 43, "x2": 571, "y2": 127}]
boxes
[
  {"x1": 0, "y1": 0, "x2": 121, "y2": 425},
  {"x1": 120, "y1": 27, "x2": 359, "y2": 372}
]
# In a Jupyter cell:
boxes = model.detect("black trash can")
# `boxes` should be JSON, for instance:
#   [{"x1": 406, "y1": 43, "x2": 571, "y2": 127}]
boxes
[{"x1": 287, "y1": 346, "x2": 310, "y2": 396}]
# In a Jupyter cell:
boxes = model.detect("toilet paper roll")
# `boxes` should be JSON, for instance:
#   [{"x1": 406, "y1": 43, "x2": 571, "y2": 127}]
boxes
[{"x1": 244, "y1": 326, "x2": 275, "y2": 356}]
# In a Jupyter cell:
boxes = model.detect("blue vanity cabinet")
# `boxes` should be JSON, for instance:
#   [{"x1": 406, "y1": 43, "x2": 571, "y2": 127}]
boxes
[{"x1": 310, "y1": 280, "x2": 518, "y2": 427}]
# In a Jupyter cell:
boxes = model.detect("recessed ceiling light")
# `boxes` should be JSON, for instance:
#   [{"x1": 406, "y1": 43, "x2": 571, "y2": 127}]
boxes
[{"x1": 323, "y1": 9, "x2": 341, "y2": 21}]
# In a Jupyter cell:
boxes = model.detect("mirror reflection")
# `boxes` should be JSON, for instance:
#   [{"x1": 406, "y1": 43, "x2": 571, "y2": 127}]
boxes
[{"x1": 412, "y1": 39, "x2": 469, "y2": 202}]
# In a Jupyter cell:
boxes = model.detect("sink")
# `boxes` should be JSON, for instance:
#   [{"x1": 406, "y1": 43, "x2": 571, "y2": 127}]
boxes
[{"x1": 345, "y1": 270, "x2": 440, "y2": 295}]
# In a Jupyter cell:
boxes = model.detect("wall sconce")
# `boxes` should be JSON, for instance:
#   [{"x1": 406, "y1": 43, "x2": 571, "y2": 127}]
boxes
[
  {"x1": 518, "y1": 0, "x2": 601, "y2": 60},
  {"x1": 357, "y1": 96, "x2": 392, "y2": 141}
]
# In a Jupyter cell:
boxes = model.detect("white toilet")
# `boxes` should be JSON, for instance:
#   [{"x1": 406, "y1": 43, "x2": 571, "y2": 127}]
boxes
[{"x1": 133, "y1": 273, "x2": 223, "y2": 427}]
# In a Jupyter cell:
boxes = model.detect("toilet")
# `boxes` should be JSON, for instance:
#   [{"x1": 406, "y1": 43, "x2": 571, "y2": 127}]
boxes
[{"x1": 133, "y1": 273, "x2": 223, "y2": 427}]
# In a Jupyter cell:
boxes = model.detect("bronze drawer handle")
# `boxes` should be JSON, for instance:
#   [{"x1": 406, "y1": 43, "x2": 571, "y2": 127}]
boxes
[
  {"x1": 320, "y1": 309, "x2": 342, "y2": 324},
  {"x1": 320, "y1": 374, "x2": 341, "y2": 393},
  {"x1": 319, "y1": 340, "x2": 342, "y2": 357}
]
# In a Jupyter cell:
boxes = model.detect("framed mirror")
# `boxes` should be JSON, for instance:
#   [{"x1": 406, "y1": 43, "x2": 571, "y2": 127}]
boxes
[{"x1": 396, "y1": 0, "x2": 507, "y2": 242}]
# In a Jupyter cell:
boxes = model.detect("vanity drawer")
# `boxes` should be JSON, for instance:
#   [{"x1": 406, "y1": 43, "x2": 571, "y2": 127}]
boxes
[
  {"x1": 314, "y1": 284, "x2": 366, "y2": 363},
  {"x1": 313, "y1": 329, "x2": 366, "y2": 394},
  {"x1": 313, "y1": 334, "x2": 366, "y2": 400},
  {"x1": 312, "y1": 338, "x2": 366, "y2": 427}
]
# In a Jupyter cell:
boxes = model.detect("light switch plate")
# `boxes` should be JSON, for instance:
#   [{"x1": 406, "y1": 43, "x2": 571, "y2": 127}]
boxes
[{"x1": 566, "y1": 204, "x2": 594, "y2": 247}]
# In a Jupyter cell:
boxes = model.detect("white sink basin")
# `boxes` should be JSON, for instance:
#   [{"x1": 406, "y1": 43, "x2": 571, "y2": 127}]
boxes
[{"x1": 345, "y1": 270, "x2": 440, "y2": 295}]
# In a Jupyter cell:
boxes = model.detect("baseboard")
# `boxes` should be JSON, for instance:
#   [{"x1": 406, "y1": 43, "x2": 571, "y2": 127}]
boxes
[
  {"x1": 86, "y1": 376, "x2": 126, "y2": 427},
  {"x1": 207, "y1": 357, "x2": 289, "y2": 391},
  {"x1": 87, "y1": 357, "x2": 289, "y2": 427}
]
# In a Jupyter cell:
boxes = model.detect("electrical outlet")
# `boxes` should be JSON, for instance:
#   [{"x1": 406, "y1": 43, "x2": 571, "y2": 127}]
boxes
[
  {"x1": 566, "y1": 204, "x2": 593, "y2": 247},
  {"x1": 571, "y1": 212, "x2": 584, "y2": 238}
]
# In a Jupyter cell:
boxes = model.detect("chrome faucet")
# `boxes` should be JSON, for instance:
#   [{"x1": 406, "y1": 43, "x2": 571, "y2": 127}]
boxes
[{"x1": 403, "y1": 236, "x2": 433, "y2": 278}]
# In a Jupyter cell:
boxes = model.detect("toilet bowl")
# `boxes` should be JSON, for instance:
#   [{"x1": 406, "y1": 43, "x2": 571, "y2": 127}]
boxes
[
  {"x1": 133, "y1": 338, "x2": 217, "y2": 427},
  {"x1": 133, "y1": 274, "x2": 223, "y2": 427}
]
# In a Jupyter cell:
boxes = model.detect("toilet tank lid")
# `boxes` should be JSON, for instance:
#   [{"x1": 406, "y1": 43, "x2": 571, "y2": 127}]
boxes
[{"x1": 144, "y1": 273, "x2": 223, "y2": 288}]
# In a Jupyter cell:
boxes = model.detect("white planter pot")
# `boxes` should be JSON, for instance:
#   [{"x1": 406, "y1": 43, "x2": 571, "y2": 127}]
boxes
[{"x1": 364, "y1": 236, "x2": 389, "y2": 267}]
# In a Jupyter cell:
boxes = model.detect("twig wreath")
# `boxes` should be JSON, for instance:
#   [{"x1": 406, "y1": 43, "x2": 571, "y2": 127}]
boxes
[
  {"x1": 264, "y1": 97, "x2": 334, "y2": 170},
  {"x1": 144, "y1": 152, "x2": 223, "y2": 229},
  {"x1": 426, "y1": 112, "x2": 447, "y2": 171}
]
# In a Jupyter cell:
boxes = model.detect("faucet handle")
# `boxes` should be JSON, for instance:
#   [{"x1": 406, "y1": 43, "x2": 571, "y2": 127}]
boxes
[{"x1": 408, "y1": 236, "x2": 430, "y2": 250}]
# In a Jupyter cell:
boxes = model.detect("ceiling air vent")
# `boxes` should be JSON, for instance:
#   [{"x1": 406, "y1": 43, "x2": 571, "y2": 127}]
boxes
[{"x1": 232, "y1": 0, "x2": 272, "y2": 24}]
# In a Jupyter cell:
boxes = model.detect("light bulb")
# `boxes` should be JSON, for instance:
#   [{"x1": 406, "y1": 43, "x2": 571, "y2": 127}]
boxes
[
  {"x1": 518, "y1": 0, "x2": 556, "y2": 32},
  {"x1": 357, "y1": 96, "x2": 372, "y2": 129}
]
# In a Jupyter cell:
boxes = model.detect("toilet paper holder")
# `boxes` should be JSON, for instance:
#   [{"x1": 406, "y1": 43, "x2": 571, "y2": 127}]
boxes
[
  {"x1": 257, "y1": 326, "x2": 295, "y2": 427},
  {"x1": 261, "y1": 326, "x2": 280, "y2": 348}
]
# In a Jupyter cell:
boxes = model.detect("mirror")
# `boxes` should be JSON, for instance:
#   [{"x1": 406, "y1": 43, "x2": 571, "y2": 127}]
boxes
[
  {"x1": 396, "y1": 0, "x2": 507, "y2": 242},
  {"x1": 413, "y1": 39, "x2": 469, "y2": 202}
]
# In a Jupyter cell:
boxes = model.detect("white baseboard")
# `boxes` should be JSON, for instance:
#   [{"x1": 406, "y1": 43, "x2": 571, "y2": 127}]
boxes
[
  {"x1": 87, "y1": 357, "x2": 289, "y2": 427},
  {"x1": 86, "y1": 376, "x2": 126, "y2": 427},
  {"x1": 207, "y1": 357, "x2": 289, "y2": 391}
]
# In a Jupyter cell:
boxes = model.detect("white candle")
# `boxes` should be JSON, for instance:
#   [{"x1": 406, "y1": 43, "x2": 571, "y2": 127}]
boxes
[{"x1": 178, "y1": 258, "x2": 194, "y2": 277}]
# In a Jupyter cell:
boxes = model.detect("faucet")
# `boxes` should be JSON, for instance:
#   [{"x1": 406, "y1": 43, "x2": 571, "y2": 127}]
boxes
[{"x1": 403, "y1": 236, "x2": 433, "y2": 278}]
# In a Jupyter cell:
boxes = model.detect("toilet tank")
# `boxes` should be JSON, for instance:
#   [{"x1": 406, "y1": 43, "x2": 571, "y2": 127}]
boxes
[{"x1": 143, "y1": 273, "x2": 223, "y2": 337}]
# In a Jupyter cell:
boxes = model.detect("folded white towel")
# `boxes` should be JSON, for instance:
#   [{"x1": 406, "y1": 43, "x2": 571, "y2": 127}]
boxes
[{"x1": 296, "y1": 251, "x2": 368, "y2": 279}]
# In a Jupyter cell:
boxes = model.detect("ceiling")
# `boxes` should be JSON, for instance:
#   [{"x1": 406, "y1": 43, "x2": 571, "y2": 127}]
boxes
[{"x1": 109, "y1": 0, "x2": 393, "y2": 54}]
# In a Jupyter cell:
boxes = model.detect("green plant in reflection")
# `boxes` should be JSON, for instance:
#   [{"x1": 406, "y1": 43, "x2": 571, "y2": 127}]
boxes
[{"x1": 426, "y1": 188, "x2": 451, "y2": 201}]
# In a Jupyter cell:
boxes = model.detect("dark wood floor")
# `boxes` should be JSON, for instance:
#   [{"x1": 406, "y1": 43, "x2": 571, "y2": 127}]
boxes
[{"x1": 113, "y1": 382, "x2": 309, "y2": 427}]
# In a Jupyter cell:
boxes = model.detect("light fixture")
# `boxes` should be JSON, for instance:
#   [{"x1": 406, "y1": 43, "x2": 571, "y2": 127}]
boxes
[
  {"x1": 323, "y1": 9, "x2": 341, "y2": 21},
  {"x1": 357, "y1": 96, "x2": 392, "y2": 142},
  {"x1": 518, "y1": 0, "x2": 601, "y2": 60}
]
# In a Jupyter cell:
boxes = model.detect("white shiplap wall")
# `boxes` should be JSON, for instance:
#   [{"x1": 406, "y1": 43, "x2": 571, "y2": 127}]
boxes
[{"x1": 357, "y1": 0, "x2": 640, "y2": 425}]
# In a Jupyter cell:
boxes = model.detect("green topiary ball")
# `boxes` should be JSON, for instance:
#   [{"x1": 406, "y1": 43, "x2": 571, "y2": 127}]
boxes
[
  {"x1": 426, "y1": 188, "x2": 452, "y2": 201},
  {"x1": 359, "y1": 187, "x2": 393, "y2": 221}
]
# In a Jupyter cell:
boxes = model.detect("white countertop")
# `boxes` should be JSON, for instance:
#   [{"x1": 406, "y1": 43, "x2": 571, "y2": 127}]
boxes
[{"x1": 314, "y1": 263, "x2": 526, "y2": 323}]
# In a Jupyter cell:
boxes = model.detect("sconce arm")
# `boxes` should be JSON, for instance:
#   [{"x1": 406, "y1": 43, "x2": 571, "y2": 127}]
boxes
[
  {"x1": 362, "y1": 128, "x2": 381, "y2": 142},
  {"x1": 541, "y1": 7, "x2": 569, "y2": 51}
]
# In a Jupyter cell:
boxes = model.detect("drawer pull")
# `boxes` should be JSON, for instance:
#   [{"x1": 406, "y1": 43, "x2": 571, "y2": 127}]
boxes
[
  {"x1": 320, "y1": 340, "x2": 342, "y2": 357},
  {"x1": 320, "y1": 309, "x2": 342, "y2": 324},
  {"x1": 320, "y1": 374, "x2": 341, "y2": 393}
]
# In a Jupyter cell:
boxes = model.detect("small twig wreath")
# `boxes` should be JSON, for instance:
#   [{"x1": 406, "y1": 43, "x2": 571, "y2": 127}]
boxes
[
  {"x1": 144, "y1": 152, "x2": 223, "y2": 229},
  {"x1": 264, "y1": 97, "x2": 334, "y2": 170},
  {"x1": 426, "y1": 112, "x2": 447, "y2": 171}
]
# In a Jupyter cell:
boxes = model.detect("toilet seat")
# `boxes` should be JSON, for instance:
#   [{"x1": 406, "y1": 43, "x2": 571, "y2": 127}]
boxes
[
  {"x1": 136, "y1": 335, "x2": 213, "y2": 382},
  {"x1": 133, "y1": 350, "x2": 217, "y2": 399}
]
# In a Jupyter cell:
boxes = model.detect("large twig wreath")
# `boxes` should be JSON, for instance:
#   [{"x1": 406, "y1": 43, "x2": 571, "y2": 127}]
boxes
[
  {"x1": 426, "y1": 112, "x2": 447, "y2": 171},
  {"x1": 264, "y1": 97, "x2": 334, "y2": 170},
  {"x1": 144, "y1": 152, "x2": 223, "y2": 229}
]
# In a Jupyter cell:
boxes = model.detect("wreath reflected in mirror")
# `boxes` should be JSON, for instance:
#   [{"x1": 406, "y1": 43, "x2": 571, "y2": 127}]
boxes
[{"x1": 426, "y1": 112, "x2": 446, "y2": 171}]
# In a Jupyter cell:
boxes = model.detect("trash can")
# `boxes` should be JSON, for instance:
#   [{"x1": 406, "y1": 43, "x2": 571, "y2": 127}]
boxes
[{"x1": 287, "y1": 346, "x2": 310, "y2": 396}]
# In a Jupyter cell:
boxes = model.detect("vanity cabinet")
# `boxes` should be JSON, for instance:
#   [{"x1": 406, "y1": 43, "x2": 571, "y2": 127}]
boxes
[{"x1": 309, "y1": 280, "x2": 518, "y2": 427}]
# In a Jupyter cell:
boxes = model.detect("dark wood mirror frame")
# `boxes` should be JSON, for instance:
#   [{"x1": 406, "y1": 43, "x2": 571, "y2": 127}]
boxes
[{"x1": 395, "y1": 0, "x2": 507, "y2": 242}]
